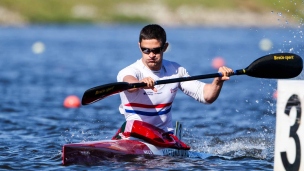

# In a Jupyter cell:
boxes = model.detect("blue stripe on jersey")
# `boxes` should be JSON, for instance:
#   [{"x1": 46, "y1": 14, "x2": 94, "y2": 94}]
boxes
[{"x1": 125, "y1": 107, "x2": 171, "y2": 116}]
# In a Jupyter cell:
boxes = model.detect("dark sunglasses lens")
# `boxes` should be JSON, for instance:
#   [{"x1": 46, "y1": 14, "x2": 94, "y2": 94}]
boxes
[
  {"x1": 141, "y1": 47, "x2": 162, "y2": 54},
  {"x1": 141, "y1": 48, "x2": 150, "y2": 54},
  {"x1": 152, "y1": 48, "x2": 161, "y2": 54}
]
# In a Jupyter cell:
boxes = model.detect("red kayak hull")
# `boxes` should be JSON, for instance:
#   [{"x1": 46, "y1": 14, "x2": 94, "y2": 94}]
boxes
[{"x1": 62, "y1": 139, "x2": 189, "y2": 165}]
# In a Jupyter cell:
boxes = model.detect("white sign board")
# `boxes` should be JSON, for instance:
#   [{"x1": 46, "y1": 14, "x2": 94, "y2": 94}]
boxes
[{"x1": 274, "y1": 80, "x2": 303, "y2": 171}]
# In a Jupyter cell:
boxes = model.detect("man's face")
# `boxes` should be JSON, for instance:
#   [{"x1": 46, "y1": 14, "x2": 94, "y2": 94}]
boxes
[{"x1": 139, "y1": 39, "x2": 167, "y2": 71}]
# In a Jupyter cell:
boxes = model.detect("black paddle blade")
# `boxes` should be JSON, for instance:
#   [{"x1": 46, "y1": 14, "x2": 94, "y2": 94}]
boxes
[
  {"x1": 81, "y1": 82, "x2": 130, "y2": 105},
  {"x1": 240, "y1": 53, "x2": 302, "y2": 79}
]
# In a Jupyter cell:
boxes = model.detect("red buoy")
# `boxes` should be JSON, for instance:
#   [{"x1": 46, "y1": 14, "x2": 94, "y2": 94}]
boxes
[
  {"x1": 212, "y1": 57, "x2": 225, "y2": 69},
  {"x1": 63, "y1": 95, "x2": 81, "y2": 108},
  {"x1": 273, "y1": 90, "x2": 278, "y2": 99}
]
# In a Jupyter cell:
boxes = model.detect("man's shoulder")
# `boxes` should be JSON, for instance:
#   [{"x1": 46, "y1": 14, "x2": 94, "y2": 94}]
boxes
[
  {"x1": 117, "y1": 59, "x2": 142, "y2": 81},
  {"x1": 120, "y1": 59, "x2": 142, "y2": 70}
]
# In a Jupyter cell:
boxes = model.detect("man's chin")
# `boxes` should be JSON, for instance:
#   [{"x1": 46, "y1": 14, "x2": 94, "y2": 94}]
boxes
[{"x1": 148, "y1": 63, "x2": 161, "y2": 70}]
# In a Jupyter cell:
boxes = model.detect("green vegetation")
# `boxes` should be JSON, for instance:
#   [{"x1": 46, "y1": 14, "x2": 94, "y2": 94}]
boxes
[{"x1": 0, "y1": 0, "x2": 303, "y2": 24}]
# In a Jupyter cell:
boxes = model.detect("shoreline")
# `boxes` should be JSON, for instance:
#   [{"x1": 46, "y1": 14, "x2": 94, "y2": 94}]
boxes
[{"x1": 0, "y1": 5, "x2": 300, "y2": 28}]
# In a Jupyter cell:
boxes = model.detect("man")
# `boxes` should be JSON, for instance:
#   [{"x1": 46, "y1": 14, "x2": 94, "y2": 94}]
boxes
[{"x1": 113, "y1": 24, "x2": 233, "y2": 149}]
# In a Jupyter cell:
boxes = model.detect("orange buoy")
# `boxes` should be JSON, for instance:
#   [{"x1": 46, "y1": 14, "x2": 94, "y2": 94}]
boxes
[
  {"x1": 273, "y1": 90, "x2": 278, "y2": 99},
  {"x1": 63, "y1": 95, "x2": 81, "y2": 108},
  {"x1": 212, "y1": 57, "x2": 225, "y2": 69}
]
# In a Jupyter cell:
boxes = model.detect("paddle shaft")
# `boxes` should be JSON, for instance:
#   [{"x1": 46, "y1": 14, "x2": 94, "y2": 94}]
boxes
[
  {"x1": 156, "y1": 73, "x2": 221, "y2": 85},
  {"x1": 128, "y1": 69, "x2": 245, "y2": 88}
]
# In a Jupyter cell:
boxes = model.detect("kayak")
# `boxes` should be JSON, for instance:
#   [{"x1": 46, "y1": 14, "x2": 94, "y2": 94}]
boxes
[
  {"x1": 62, "y1": 137, "x2": 191, "y2": 165},
  {"x1": 62, "y1": 121, "x2": 195, "y2": 165}
]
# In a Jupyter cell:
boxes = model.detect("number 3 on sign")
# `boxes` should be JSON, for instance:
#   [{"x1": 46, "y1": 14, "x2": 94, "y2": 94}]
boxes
[
  {"x1": 281, "y1": 95, "x2": 301, "y2": 170},
  {"x1": 274, "y1": 80, "x2": 304, "y2": 171}
]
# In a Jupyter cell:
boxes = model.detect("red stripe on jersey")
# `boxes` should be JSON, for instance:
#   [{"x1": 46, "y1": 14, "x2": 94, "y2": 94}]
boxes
[{"x1": 125, "y1": 102, "x2": 172, "y2": 108}]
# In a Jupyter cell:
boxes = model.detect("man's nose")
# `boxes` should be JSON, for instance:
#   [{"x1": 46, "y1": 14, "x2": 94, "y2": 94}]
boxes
[{"x1": 149, "y1": 52, "x2": 156, "y2": 57}]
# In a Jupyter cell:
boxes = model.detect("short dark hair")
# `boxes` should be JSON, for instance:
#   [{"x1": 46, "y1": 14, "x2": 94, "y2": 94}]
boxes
[{"x1": 139, "y1": 24, "x2": 166, "y2": 46}]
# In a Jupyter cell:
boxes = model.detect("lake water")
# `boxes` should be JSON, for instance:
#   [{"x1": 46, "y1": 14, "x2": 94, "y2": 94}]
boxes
[{"x1": 0, "y1": 24, "x2": 303, "y2": 170}]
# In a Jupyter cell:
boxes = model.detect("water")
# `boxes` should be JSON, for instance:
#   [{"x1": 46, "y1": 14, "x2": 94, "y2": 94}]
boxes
[{"x1": 0, "y1": 25, "x2": 303, "y2": 170}]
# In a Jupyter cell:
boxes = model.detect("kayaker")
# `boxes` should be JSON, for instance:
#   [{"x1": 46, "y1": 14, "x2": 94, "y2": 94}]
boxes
[{"x1": 113, "y1": 24, "x2": 233, "y2": 149}]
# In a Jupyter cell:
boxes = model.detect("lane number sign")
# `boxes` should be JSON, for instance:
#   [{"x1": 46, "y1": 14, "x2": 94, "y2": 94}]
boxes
[{"x1": 275, "y1": 80, "x2": 303, "y2": 171}]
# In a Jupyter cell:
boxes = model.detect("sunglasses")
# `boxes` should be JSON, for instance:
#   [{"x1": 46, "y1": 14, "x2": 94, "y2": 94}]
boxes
[{"x1": 140, "y1": 46, "x2": 163, "y2": 54}]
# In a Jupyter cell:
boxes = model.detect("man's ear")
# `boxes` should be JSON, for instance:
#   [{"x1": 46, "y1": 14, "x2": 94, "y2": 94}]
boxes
[{"x1": 162, "y1": 42, "x2": 169, "y2": 52}]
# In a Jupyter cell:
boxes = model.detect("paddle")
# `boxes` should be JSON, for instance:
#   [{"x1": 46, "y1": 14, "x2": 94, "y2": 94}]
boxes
[{"x1": 82, "y1": 53, "x2": 303, "y2": 105}]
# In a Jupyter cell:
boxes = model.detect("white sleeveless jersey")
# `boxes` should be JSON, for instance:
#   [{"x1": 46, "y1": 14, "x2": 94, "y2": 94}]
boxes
[{"x1": 117, "y1": 59, "x2": 207, "y2": 132}]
